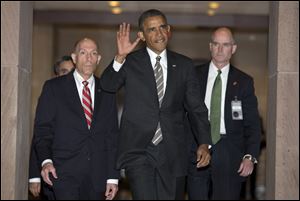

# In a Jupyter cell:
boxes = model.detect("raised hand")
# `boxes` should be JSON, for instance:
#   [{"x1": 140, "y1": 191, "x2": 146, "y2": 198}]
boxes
[{"x1": 116, "y1": 23, "x2": 141, "y2": 63}]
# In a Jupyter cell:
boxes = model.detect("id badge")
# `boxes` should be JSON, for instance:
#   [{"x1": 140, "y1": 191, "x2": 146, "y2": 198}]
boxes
[{"x1": 231, "y1": 97, "x2": 243, "y2": 120}]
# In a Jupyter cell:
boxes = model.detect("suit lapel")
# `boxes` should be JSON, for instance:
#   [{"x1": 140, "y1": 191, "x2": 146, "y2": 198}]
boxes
[
  {"x1": 65, "y1": 73, "x2": 87, "y2": 126},
  {"x1": 161, "y1": 50, "x2": 177, "y2": 108},
  {"x1": 91, "y1": 77, "x2": 103, "y2": 129},
  {"x1": 140, "y1": 48, "x2": 161, "y2": 107},
  {"x1": 225, "y1": 66, "x2": 240, "y2": 124},
  {"x1": 200, "y1": 64, "x2": 210, "y2": 100},
  {"x1": 225, "y1": 66, "x2": 237, "y2": 104}
]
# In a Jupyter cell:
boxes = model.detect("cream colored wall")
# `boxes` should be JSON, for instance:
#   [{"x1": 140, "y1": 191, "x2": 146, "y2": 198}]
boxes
[
  {"x1": 31, "y1": 24, "x2": 54, "y2": 141},
  {"x1": 54, "y1": 26, "x2": 119, "y2": 77}
]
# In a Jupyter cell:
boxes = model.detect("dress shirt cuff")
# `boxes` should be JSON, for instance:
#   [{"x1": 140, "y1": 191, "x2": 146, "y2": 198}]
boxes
[
  {"x1": 29, "y1": 178, "x2": 41, "y2": 183},
  {"x1": 242, "y1": 154, "x2": 258, "y2": 164},
  {"x1": 41, "y1": 159, "x2": 53, "y2": 167},
  {"x1": 112, "y1": 57, "x2": 125, "y2": 72},
  {"x1": 107, "y1": 179, "x2": 118, "y2": 185}
]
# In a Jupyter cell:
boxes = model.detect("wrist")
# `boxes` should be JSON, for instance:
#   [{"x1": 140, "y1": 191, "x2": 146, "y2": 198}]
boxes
[
  {"x1": 243, "y1": 154, "x2": 258, "y2": 164},
  {"x1": 115, "y1": 55, "x2": 126, "y2": 63},
  {"x1": 199, "y1": 144, "x2": 209, "y2": 149}
]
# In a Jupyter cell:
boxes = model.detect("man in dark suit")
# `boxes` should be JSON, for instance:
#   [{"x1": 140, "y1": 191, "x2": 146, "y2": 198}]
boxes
[
  {"x1": 33, "y1": 38, "x2": 119, "y2": 200},
  {"x1": 100, "y1": 9, "x2": 211, "y2": 200},
  {"x1": 187, "y1": 27, "x2": 261, "y2": 200},
  {"x1": 29, "y1": 55, "x2": 75, "y2": 199}
]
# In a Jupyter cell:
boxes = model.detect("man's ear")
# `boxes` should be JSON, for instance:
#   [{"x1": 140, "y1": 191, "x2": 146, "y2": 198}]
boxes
[
  {"x1": 232, "y1": 44, "x2": 237, "y2": 55},
  {"x1": 97, "y1": 55, "x2": 101, "y2": 65},
  {"x1": 71, "y1": 53, "x2": 77, "y2": 64},
  {"x1": 138, "y1": 31, "x2": 145, "y2": 42},
  {"x1": 167, "y1": 25, "x2": 172, "y2": 38}
]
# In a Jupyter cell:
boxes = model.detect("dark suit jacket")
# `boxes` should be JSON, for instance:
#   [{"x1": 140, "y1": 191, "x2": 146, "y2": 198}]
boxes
[
  {"x1": 100, "y1": 48, "x2": 211, "y2": 176},
  {"x1": 29, "y1": 145, "x2": 40, "y2": 180},
  {"x1": 29, "y1": 144, "x2": 55, "y2": 199},
  {"x1": 191, "y1": 63, "x2": 261, "y2": 171},
  {"x1": 33, "y1": 71, "x2": 119, "y2": 191}
]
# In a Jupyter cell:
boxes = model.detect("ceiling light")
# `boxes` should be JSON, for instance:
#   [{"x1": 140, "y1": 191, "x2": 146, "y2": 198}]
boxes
[
  {"x1": 111, "y1": 7, "x2": 122, "y2": 14},
  {"x1": 109, "y1": 1, "x2": 120, "y2": 7},
  {"x1": 209, "y1": 2, "x2": 220, "y2": 9}
]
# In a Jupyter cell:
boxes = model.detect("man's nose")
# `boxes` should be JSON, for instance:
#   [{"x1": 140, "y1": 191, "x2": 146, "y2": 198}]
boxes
[
  {"x1": 157, "y1": 29, "x2": 163, "y2": 37},
  {"x1": 86, "y1": 53, "x2": 92, "y2": 61},
  {"x1": 218, "y1": 45, "x2": 223, "y2": 52}
]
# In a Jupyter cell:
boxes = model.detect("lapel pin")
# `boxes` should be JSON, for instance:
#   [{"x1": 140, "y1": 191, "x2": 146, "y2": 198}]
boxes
[
  {"x1": 172, "y1": 64, "x2": 176, "y2": 68},
  {"x1": 233, "y1": 81, "x2": 238, "y2": 86}
]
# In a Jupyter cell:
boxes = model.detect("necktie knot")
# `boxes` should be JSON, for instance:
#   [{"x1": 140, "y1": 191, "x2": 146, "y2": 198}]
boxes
[
  {"x1": 156, "y1": 56, "x2": 161, "y2": 62},
  {"x1": 82, "y1": 81, "x2": 89, "y2": 87}
]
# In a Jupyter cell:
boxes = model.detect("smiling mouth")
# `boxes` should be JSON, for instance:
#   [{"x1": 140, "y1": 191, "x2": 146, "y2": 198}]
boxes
[{"x1": 156, "y1": 38, "x2": 165, "y2": 43}]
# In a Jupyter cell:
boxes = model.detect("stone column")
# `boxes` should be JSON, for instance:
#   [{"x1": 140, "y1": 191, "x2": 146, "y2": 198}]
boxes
[
  {"x1": 267, "y1": 1, "x2": 299, "y2": 199},
  {"x1": 1, "y1": 1, "x2": 33, "y2": 199}
]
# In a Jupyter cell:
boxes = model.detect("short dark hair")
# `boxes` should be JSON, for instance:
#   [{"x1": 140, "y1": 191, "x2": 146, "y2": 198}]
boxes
[
  {"x1": 138, "y1": 9, "x2": 167, "y2": 31},
  {"x1": 53, "y1": 55, "x2": 74, "y2": 75}
]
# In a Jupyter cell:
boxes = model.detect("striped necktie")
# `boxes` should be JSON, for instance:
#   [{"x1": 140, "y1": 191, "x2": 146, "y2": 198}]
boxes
[
  {"x1": 152, "y1": 56, "x2": 164, "y2": 145},
  {"x1": 82, "y1": 81, "x2": 93, "y2": 129}
]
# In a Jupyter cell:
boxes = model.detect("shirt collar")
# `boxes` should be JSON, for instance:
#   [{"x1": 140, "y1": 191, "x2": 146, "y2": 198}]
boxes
[
  {"x1": 73, "y1": 69, "x2": 95, "y2": 88},
  {"x1": 209, "y1": 61, "x2": 230, "y2": 77},
  {"x1": 146, "y1": 47, "x2": 167, "y2": 66}
]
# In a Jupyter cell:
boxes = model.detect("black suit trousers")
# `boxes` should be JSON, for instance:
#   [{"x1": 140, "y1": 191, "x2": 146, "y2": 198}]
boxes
[
  {"x1": 125, "y1": 142, "x2": 185, "y2": 200},
  {"x1": 188, "y1": 137, "x2": 243, "y2": 200}
]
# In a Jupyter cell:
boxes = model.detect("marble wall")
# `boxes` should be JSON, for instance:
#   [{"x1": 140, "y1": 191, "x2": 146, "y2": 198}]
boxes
[
  {"x1": 267, "y1": 1, "x2": 299, "y2": 199},
  {"x1": 1, "y1": 1, "x2": 33, "y2": 199}
]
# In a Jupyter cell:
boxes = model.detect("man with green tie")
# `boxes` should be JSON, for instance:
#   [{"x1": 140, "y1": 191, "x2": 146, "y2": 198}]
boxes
[{"x1": 187, "y1": 27, "x2": 261, "y2": 200}]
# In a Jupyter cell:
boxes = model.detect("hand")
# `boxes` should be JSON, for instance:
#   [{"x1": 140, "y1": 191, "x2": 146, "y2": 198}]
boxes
[
  {"x1": 237, "y1": 158, "x2": 254, "y2": 177},
  {"x1": 116, "y1": 23, "x2": 141, "y2": 63},
  {"x1": 41, "y1": 162, "x2": 58, "y2": 186},
  {"x1": 196, "y1": 144, "x2": 211, "y2": 168},
  {"x1": 29, "y1": 182, "x2": 41, "y2": 197},
  {"x1": 105, "y1": 183, "x2": 118, "y2": 200}
]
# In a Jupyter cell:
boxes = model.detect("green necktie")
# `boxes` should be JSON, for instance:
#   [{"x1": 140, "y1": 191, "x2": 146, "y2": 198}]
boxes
[{"x1": 210, "y1": 70, "x2": 222, "y2": 144}]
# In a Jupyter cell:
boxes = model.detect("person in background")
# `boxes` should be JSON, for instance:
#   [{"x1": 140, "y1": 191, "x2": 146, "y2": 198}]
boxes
[
  {"x1": 32, "y1": 38, "x2": 119, "y2": 200},
  {"x1": 29, "y1": 55, "x2": 75, "y2": 199},
  {"x1": 187, "y1": 27, "x2": 261, "y2": 200},
  {"x1": 53, "y1": 55, "x2": 75, "y2": 76}
]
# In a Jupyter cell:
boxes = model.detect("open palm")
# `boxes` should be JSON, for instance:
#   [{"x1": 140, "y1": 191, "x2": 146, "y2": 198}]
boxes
[{"x1": 117, "y1": 23, "x2": 141, "y2": 58}]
